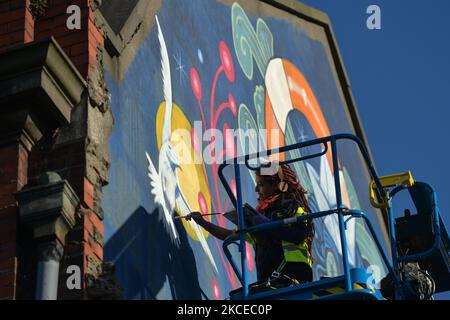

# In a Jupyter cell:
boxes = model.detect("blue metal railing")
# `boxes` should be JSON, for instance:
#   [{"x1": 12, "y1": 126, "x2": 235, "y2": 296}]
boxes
[
  {"x1": 218, "y1": 134, "x2": 392, "y2": 299},
  {"x1": 222, "y1": 208, "x2": 399, "y2": 296}
]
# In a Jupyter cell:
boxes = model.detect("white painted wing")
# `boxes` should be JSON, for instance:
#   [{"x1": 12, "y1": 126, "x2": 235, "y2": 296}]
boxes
[
  {"x1": 146, "y1": 151, "x2": 180, "y2": 246},
  {"x1": 146, "y1": 152, "x2": 164, "y2": 207},
  {"x1": 155, "y1": 15, "x2": 173, "y2": 143}
]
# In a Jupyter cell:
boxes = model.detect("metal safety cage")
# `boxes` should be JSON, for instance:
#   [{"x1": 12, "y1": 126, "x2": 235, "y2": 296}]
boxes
[{"x1": 217, "y1": 134, "x2": 399, "y2": 300}]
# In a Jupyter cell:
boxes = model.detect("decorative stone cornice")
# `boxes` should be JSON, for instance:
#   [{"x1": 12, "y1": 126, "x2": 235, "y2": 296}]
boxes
[
  {"x1": 15, "y1": 172, "x2": 80, "y2": 244},
  {"x1": 0, "y1": 37, "x2": 86, "y2": 134}
]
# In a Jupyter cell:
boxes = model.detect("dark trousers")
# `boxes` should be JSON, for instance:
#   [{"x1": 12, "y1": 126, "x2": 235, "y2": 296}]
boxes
[{"x1": 282, "y1": 262, "x2": 313, "y2": 283}]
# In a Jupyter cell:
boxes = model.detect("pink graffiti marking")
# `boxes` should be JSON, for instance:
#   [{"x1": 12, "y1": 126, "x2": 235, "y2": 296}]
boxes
[
  {"x1": 219, "y1": 40, "x2": 235, "y2": 82},
  {"x1": 213, "y1": 94, "x2": 237, "y2": 128},
  {"x1": 246, "y1": 243, "x2": 254, "y2": 272},
  {"x1": 189, "y1": 41, "x2": 239, "y2": 287},
  {"x1": 211, "y1": 277, "x2": 222, "y2": 300},
  {"x1": 190, "y1": 127, "x2": 202, "y2": 157},
  {"x1": 190, "y1": 67, "x2": 207, "y2": 131},
  {"x1": 198, "y1": 192, "x2": 208, "y2": 215}
]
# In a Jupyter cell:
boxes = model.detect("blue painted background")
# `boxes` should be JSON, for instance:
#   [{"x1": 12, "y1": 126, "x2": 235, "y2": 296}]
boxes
[{"x1": 102, "y1": 0, "x2": 390, "y2": 299}]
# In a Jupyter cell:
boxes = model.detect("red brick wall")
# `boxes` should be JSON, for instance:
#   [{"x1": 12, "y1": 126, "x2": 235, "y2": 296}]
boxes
[
  {"x1": 33, "y1": 0, "x2": 104, "y2": 77},
  {"x1": 0, "y1": 0, "x2": 105, "y2": 299},
  {"x1": 0, "y1": 0, "x2": 34, "y2": 48},
  {"x1": 0, "y1": 0, "x2": 104, "y2": 76},
  {"x1": 0, "y1": 143, "x2": 28, "y2": 300}
]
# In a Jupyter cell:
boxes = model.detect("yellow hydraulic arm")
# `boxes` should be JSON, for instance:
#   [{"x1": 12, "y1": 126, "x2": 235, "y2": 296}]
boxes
[{"x1": 369, "y1": 171, "x2": 415, "y2": 209}]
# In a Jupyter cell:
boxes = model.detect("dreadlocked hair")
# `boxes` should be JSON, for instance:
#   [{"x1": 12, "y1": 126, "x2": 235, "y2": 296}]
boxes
[
  {"x1": 257, "y1": 164, "x2": 315, "y2": 259},
  {"x1": 279, "y1": 165, "x2": 314, "y2": 259}
]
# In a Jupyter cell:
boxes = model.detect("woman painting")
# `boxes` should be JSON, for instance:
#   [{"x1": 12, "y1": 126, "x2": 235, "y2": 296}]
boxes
[{"x1": 188, "y1": 164, "x2": 314, "y2": 284}]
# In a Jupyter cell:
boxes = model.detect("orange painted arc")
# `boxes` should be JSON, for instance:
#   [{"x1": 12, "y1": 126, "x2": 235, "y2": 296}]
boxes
[
  {"x1": 283, "y1": 59, "x2": 335, "y2": 171},
  {"x1": 265, "y1": 58, "x2": 338, "y2": 172}
]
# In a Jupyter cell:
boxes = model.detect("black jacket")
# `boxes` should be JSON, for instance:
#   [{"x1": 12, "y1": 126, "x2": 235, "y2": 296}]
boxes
[{"x1": 251, "y1": 198, "x2": 308, "y2": 280}]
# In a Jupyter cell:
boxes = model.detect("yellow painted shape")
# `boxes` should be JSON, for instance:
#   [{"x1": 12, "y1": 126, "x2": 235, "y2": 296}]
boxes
[{"x1": 156, "y1": 102, "x2": 211, "y2": 241}]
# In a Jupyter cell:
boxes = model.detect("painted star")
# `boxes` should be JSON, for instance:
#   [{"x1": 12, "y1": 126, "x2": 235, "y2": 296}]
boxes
[{"x1": 173, "y1": 50, "x2": 187, "y2": 85}]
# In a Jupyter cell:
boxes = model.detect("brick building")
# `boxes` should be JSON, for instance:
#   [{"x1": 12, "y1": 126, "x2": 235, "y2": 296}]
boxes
[
  {"x1": 0, "y1": 0, "x2": 118, "y2": 299},
  {"x1": 0, "y1": 0, "x2": 392, "y2": 300}
]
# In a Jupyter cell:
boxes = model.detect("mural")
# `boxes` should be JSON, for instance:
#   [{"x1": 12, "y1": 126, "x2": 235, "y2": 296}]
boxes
[{"x1": 103, "y1": 0, "x2": 389, "y2": 299}]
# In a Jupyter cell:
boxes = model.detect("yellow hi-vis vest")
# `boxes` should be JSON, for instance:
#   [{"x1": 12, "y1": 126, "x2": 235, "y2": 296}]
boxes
[
  {"x1": 234, "y1": 207, "x2": 312, "y2": 268},
  {"x1": 277, "y1": 206, "x2": 312, "y2": 269}
]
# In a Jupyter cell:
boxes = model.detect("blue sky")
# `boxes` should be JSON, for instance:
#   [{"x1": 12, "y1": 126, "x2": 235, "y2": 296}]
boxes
[{"x1": 297, "y1": 0, "x2": 450, "y2": 299}]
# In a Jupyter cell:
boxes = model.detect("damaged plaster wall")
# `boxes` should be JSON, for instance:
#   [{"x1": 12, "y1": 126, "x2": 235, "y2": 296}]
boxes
[{"x1": 85, "y1": 44, "x2": 114, "y2": 220}]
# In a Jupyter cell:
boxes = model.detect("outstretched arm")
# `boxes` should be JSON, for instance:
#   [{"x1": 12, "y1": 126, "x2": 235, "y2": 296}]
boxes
[{"x1": 188, "y1": 212, "x2": 234, "y2": 241}]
